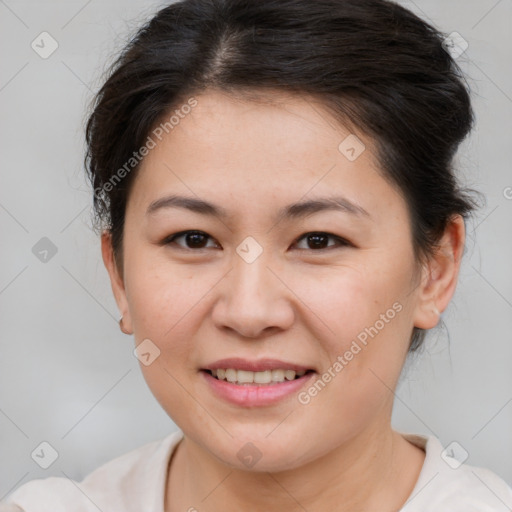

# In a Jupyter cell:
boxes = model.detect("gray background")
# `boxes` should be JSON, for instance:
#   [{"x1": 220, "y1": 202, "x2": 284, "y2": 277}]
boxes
[{"x1": 1, "y1": 0, "x2": 511, "y2": 500}]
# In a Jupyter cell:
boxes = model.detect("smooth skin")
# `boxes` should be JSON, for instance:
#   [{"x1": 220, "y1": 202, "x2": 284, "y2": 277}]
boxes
[{"x1": 101, "y1": 88, "x2": 465, "y2": 511}]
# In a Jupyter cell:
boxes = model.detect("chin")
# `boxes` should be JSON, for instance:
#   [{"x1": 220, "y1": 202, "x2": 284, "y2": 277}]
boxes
[
  {"x1": 220, "y1": 448, "x2": 305, "y2": 473},
  {"x1": 205, "y1": 429, "x2": 312, "y2": 473}
]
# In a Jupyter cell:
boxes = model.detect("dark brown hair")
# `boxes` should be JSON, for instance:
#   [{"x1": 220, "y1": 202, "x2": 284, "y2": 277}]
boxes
[{"x1": 84, "y1": 0, "x2": 481, "y2": 352}]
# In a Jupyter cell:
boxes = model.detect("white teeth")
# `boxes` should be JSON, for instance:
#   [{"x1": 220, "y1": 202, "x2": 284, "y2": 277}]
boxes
[
  {"x1": 271, "y1": 369, "x2": 285, "y2": 382},
  {"x1": 254, "y1": 370, "x2": 272, "y2": 384},
  {"x1": 285, "y1": 370, "x2": 296, "y2": 381},
  {"x1": 211, "y1": 368, "x2": 308, "y2": 384},
  {"x1": 225, "y1": 369, "x2": 237, "y2": 382},
  {"x1": 237, "y1": 370, "x2": 254, "y2": 384}
]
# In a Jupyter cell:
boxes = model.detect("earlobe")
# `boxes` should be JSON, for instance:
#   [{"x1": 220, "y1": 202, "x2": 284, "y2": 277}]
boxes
[
  {"x1": 412, "y1": 215, "x2": 465, "y2": 330},
  {"x1": 101, "y1": 230, "x2": 133, "y2": 335}
]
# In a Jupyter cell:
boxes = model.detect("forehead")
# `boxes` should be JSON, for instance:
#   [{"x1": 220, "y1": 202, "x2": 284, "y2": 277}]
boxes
[
  {"x1": 127, "y1": 88, "x2": 404, "y2": 223},
  {"x1": 165, "y1": 88, "x2": 366, "y2": 153}
]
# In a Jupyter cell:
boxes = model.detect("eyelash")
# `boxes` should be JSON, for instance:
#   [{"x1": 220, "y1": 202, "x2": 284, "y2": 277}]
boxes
[{"x1": 161, "y1": 230, "x2": 352, "y2": 252}]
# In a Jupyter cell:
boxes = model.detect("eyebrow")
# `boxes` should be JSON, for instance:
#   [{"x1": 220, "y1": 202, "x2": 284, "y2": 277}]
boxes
[{"x1": 146, "y1": 194, "x2": 371, "y2": 221}]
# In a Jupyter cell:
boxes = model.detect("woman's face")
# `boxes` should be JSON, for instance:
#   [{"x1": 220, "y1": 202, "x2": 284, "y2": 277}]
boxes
[{"x1": 104, "y1": 89, "x2": 442, "y2": 471}]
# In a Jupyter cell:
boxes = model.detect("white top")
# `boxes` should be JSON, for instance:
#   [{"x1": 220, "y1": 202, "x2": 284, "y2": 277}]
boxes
[{"x1": 2, "y1": 429, "x2": 511, "y2": 511}]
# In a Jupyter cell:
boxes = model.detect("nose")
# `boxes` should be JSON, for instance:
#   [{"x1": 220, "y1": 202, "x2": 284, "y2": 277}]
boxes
[{"x1": 211, "y1": 249, "x2": 295, "y2": 339}]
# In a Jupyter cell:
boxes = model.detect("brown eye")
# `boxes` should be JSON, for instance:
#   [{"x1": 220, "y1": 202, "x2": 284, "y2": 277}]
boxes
[
  {"x1": 294, "y1": 232, "x2": 350, "y2": 251},
  {"x1": 163, "y1": 230, "x2": 219, "y2": 250},
  {"x1": 162, "y1": 230, "x2": 350, "y2": 252}
]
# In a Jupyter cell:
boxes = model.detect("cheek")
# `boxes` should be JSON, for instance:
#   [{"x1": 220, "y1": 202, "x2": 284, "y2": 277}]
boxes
[
  {"x1": 289, "y1": 258, "x2": 408, "y2": 345},
  {"x1": 123, "y1": 258, "x2": 205, "y2": 420},
  {"x1": 124, "y1": 250, "x2": 201, "y2": 337},
  {"x1": 293, "y1": 257, "x2": 412, "y2": 396}
]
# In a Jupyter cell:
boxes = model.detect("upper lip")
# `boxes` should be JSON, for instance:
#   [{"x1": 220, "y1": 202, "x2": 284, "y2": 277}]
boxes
[{"x1": 202, "y1": 358, "x2": 315, "y2": 373}]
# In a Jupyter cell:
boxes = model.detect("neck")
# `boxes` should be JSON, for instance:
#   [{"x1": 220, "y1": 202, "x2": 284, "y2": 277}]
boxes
[{"x1": 166, "y1": 420, "x2": 425, "y2": 512}]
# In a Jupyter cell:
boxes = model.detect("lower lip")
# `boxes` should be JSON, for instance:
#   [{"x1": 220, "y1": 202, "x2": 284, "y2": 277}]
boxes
[{"x1": 201, "y1": 370, "x2": 316, "y2": 407}]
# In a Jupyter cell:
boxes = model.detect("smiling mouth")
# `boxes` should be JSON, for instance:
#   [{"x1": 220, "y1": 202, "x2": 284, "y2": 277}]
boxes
[{"x1": 203, "y1": 368, "x2": 315, "y2": 385}]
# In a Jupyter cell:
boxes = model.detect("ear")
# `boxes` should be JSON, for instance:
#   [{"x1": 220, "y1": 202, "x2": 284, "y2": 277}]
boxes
[
  {"x1": 412, "y1": 215, "x2": 466, "y2": 330},
  {"x1": 101, "y1": 230, "x2": 133, "y2": 334}
]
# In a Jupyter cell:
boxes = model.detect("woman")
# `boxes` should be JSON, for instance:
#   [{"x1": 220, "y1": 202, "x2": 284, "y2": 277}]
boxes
[{"x1": 3, "y1": 0, "x2": 511, "y2": 510}]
